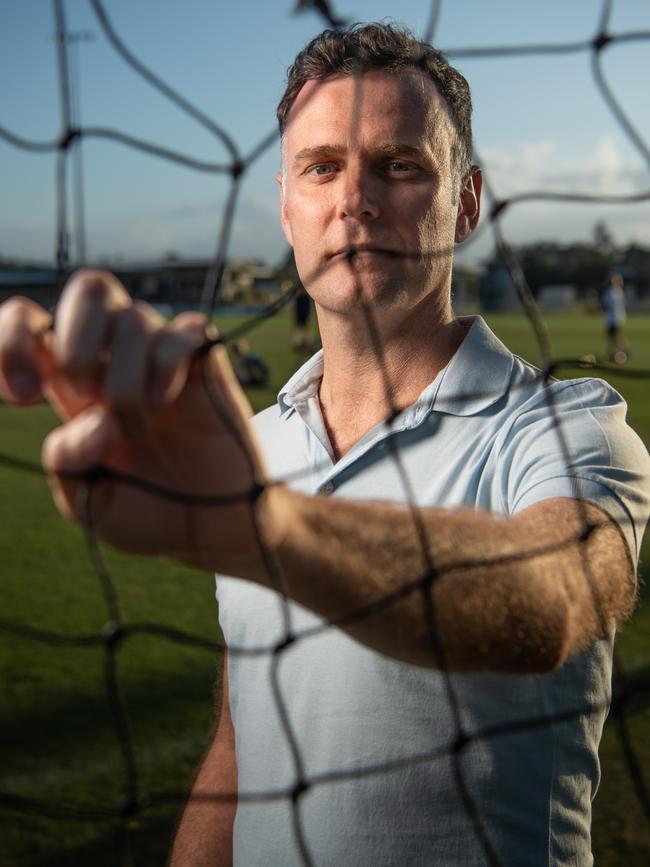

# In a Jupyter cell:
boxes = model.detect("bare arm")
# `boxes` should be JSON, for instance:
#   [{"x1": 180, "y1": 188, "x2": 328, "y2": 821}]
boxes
[
  {"x1": 169, "y1": 656, "x2": 237, "y2": 867},
  {"x1": 266, "y1": 489, "x2": 636, "y2": 671}
]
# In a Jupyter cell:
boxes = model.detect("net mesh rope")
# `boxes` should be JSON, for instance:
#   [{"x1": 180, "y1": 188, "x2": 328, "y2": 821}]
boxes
[{"x1": 0, "y1": 0, "x2": 649, "y2": 864}]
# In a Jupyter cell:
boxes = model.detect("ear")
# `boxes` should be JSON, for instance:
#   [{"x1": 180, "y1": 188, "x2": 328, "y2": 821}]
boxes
[
  {"x1": 455, "y1": 167, "x2": 482, "y2": 244},
  {"x1": 276, "y1": 172, "x2": 293, "y2": 247}
]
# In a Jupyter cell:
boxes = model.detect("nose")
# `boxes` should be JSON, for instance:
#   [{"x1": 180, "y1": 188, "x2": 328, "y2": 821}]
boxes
[{"x1": 338, "y1": 164, "x2": 380, "y2": 221}]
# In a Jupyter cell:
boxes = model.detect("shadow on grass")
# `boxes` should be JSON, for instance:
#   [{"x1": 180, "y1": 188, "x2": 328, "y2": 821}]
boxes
[
  {"x1": 0, "y1": 646, "x2": 220, "y2": 804},
  {"x1": 0, "y1": 804, "x2": 182, "y2": 867}
]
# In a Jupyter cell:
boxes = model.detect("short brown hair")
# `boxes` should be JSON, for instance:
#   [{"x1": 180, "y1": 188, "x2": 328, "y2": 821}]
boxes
[{"x1": 276, "y1": 22, "x2": 473, "y2": 178}]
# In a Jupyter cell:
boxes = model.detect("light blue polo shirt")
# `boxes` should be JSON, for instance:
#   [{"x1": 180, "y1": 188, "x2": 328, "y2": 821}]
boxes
[{"x1": 217, "y1": 316, "x2": 650, "y2": 867}]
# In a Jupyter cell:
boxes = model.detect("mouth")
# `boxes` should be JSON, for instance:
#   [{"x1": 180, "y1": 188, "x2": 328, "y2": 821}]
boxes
[{"x1": 328, "y1": 246, "x2": 402, "y2": 261}]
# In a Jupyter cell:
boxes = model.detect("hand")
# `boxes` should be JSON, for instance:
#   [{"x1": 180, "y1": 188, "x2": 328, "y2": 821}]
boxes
[{"x1": 0, "y1": 270, "x2": 281, "y2": 577}]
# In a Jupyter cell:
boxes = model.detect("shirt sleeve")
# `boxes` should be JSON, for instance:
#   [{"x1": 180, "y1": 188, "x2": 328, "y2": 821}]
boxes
[{"x1": 498, "y1": 377, "x2": 650, "y2": 564}]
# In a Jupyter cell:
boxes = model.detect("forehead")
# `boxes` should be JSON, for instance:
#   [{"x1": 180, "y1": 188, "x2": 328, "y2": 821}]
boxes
[{"x1": 283, "y1": 69, "x2": 453, "y2": 158}]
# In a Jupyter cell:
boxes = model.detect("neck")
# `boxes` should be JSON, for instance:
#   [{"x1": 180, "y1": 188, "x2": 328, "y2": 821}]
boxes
[{"x1": 316, "y1": 299, "x2": 467, "y2": 460}]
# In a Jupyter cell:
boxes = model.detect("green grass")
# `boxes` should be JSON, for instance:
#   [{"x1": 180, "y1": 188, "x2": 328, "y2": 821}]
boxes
[{"x1": 0, "y1": 310, "x2": 648, "y2": 864}]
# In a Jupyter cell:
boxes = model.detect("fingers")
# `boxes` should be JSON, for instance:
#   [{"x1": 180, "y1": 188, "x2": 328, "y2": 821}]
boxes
[
  {"x1": 0, "y1": 296, "x2": 53, "y2": 404},
  {"x1": 206, "y1": 340, "x2": 255, "y2": 427},
  {"x1": 99, "y1": 306, "x2": 210, "y2": 429},
  {"x1": 0, "y1": 269, "x2": 213, "y2": 425},
  {"x1": 102, "y1": 303, "x2": 166, "y2": 429},
  {"x1": 1, "y1": 268, "x2": 268, "y2": 565},
  {"x1": 53, "y1": 269, "x2": 132, "y2": 399},
  {"x1": 149, "y1": 312, "x2": 210, "y2": 407},
  {"x1": 51, "y1": 269, "x2": 209, "y2": 423}
]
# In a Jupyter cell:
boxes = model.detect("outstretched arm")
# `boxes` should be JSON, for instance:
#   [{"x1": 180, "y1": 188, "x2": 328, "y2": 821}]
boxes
[
  {"x1": 268, "y1": 489, "x2": 635, "y2": 670},
  {"x1": 0, "y1": 271, "x2": 637, "y2": 673}
]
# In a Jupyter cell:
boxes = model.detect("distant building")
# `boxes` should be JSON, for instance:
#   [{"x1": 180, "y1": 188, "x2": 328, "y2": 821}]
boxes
[
  {"x1": 116, "y1": 258, "x2": 278, "y2": 309},
  {"x1": 451, "y1": 264, "x2": 481, "y2": 311},
  {"x1": 115, "y1": 259, "x2": 208, "y2": 308},
  {"x1": 0, "y1": 258, "x2": 280, "y2": 312},
  {"x1": 221, "y1": 259, "x2": 278, "y2": 304},
  {"x1": 479, "y1": 265, "x2": 519, "y2": 312},
  {"x1": 0, "y1": 268, "x2": 60, "y2": 307},
  {"x1": 537, "y1": 284, "x2": 577, "y2": 311}
]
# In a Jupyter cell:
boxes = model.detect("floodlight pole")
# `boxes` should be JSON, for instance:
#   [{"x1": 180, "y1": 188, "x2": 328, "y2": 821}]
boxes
[{"x1": 52, "y1": 28, "x2": 95, "y2": 267}]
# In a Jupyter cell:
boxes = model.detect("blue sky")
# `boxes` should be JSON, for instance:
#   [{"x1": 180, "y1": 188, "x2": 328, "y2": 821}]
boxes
[{"x1": 1, "y1": 0, "x2": 649, "y2": 268}]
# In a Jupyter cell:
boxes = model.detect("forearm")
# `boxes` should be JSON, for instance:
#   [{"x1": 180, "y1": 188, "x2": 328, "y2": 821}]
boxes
[
  {"x1": 169, "y1": 662, "x2": 237, "y2": 867},
  {"x1": 260, "y1": 489, "x2": 635, "y2": 672}
]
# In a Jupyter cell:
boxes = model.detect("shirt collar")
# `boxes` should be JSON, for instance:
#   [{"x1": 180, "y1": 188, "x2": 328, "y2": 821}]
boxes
[
  {"x1": 278, "y1": 349, "x2": 325, "y2": 416},
  {"x1": 277, "y1": 316, "x2": 514, "y2": 423},
  {"x1": 429, "y1": 315, "x2": 514, "y2": 417}
]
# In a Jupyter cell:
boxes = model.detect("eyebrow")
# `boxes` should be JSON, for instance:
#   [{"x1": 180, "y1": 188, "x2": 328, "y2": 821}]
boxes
[
  {"x1": 292, "y1": 145, "x2": 345, "y2": 167},
  {"x1": 292, "y1": 143, "x2": 429, "y2": 167}
]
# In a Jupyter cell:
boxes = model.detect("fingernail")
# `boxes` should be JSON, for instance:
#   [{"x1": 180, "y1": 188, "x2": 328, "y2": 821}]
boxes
[{"x1": 7, "y1": 368, "x2": 40, "y2": 400}]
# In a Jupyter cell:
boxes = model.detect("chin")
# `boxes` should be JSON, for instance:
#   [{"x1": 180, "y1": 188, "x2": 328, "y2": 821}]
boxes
[{"x1": 313, "y1": 279, "x2": 417, "y2": 316}]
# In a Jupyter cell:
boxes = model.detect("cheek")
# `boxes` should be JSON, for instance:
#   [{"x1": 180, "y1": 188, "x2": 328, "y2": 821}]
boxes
[
  {"x1": 415, "y1": 203, "x2": 440, "y2": 248},
  {"x1": 286, "y1": 196, "x2": 329, "y2": 250},
  {"x1": 417, "y1": 193, "x2": 457, "y2": 249}
]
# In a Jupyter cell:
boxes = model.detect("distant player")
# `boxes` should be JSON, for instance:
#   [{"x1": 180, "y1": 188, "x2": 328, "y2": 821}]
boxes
[
  {"x1": 231, "y1": 339, "x2": 270, "y2": 387},
  {"x1": 290, "y1": 286, "x2": 316, "y2": 354},
  {"x1": 602, "y1": 272, "x2": 628, "y2": 363}
]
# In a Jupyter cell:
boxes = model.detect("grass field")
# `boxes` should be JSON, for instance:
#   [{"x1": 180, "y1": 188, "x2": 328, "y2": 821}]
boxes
[{"x1": 0, "y1": 310, "x2": 648, "y2": 865}]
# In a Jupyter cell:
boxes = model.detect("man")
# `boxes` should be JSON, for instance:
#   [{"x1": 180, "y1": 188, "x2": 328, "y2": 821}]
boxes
[
  {"x1": 601, "y1": 271, "x2": 628, "y2": 363},
  {"x1": 0, "y1": 22, "x2": 648, "y2": 867}
]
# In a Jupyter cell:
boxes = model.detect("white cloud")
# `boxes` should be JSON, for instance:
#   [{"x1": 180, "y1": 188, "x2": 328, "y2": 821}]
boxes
[
  {"x1": 480, "y1": 136, "x2": 649, "y2": 197},
  {"x1": 113, "y1": 221, "x2": 175, "y2": 260},
  {"x1": 229, "y1": 194, "x2": 287, "y2": 265},
  {"x1": 85, "y1": 193, "x2": 286, "y2": 266},
  {"x1": 456, "y1": 136, "x2": 650, "y2": 264}
]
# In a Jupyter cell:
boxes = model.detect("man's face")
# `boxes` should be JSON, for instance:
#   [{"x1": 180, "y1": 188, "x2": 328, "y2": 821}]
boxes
[{"x1": 277, "y1": 69, "x2": 479, "y2": 319}]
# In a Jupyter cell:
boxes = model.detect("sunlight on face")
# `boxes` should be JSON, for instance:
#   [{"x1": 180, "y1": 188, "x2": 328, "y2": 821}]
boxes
[{"x1": 277, "y1": 70, "x2": 466, "y2": 323}]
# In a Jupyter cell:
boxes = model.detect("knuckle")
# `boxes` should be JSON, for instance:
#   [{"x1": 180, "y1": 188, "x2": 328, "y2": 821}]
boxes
[
  {"x1": 133, "y1": 300, "x2": 164, "y2": 324},
  {"x1": 156, "y1": 319, "x2": 204, "y2": 367},
  {"x1": 113, "y1": 302, "x2": 162, "y2": 338},
  {"x1": 173, "y1": 311, "x2": 208, "y2": 331},
  {"x1": 64, "y1": 268, "x2": 113, "y2": 302},
  {"x1": 0, "y1": 296, "x2": 43, "y2": 329},
  {"x1": 59, "y1": 269, "x2": 130, "y2": 321},
  {"x1": 0, "y1": 296, "x2": 49, "y2": 356},
  {"x1": 171, "y1": 313, "x2": 211, "y2": 351}
]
